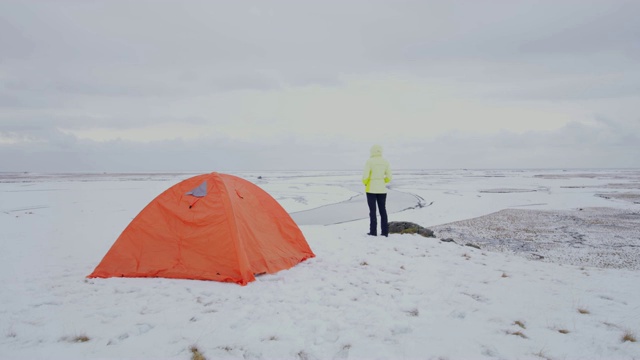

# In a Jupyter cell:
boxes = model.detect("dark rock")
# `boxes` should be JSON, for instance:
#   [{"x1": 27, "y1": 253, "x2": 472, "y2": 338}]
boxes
[
  {"x1": 441, "y1": 238, "x2": 456, "y2": 243},
  {"x1": 388, "y1": 221, "x2": 435, "y2": 238},
  {"x1": 465, "y1": 243, "x2": 481, "y2": 249}
]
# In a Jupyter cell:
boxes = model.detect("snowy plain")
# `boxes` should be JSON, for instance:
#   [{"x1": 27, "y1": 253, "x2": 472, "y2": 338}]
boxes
[{"x1": 1, "y1": 169, "x2": 639, "y2": 360}]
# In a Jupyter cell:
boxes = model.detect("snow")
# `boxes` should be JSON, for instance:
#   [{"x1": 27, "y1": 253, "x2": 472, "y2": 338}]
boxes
[{"x1": 1, "y1": 169, "x2": 639, "y2": 360}]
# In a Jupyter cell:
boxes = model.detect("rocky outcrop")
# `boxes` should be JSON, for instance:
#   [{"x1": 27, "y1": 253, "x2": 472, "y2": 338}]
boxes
[{"x1": 388, "y1": 221, "x2": 435, "y2": 237}]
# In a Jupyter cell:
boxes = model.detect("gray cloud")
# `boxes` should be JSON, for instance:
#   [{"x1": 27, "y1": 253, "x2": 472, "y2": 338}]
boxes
[
  {"x1": 394, "y1": 119, "x2": 640, "y2": 169},
  {"x1": 1, "y1": 0, "x2": 639, "y2": 171},
  {"x1": 3, "y1": 0, "x2": 639, "y2": 100},
  {"x1": 0, "y1": 134, "x2": 363, "y2": 172},
  {"x1": 2, "y1": 119, "x2": 637, "y2": 172}
]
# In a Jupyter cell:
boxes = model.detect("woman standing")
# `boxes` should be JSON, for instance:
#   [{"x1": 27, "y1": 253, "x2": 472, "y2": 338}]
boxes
[{"x1": 362, "y1": 144, "x2": 392, "y2": 236}]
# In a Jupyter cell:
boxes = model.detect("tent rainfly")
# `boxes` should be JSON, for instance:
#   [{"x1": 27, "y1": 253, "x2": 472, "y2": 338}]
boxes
[{"x1": 88, "y1": 172, "x2": 315, "y2": 285}]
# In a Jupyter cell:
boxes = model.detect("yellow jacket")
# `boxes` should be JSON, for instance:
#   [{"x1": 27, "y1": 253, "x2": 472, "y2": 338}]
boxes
[{"x1": 362, "y1": 144, "x2": 392, "y2": 194}]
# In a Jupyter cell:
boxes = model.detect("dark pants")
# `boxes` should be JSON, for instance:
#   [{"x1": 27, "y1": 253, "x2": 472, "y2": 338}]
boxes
[{"x1": 366, "y1": 193, "x2": 388, "y2": 235}]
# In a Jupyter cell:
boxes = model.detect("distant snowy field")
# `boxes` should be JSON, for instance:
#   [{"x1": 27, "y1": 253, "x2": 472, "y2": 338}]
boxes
[{"x1": 1, "y1": 169, "x2": 639, "y2": 360}]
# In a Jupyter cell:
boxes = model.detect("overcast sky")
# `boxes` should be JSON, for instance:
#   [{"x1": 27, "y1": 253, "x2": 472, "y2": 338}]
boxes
[{"x1": 1, "y1": 0, "x2": 639, "y2": 172}]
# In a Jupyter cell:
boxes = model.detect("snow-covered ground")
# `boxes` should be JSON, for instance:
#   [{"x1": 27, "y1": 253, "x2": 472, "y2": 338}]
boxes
[{"x1": 1, "y1": 169, "x2": 639, "y2": 359}]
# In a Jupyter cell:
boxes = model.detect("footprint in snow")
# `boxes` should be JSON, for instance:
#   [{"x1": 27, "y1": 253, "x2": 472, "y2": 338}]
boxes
[
  {"x1": 135, "y1": 323, "x2": 154, "y2": 335},
  {"x1": 462, "y1": 292, "x2": 490, "y2": 303},
  {"x1": 333, "y1": 344, "x2": 351, "y2": 359}
]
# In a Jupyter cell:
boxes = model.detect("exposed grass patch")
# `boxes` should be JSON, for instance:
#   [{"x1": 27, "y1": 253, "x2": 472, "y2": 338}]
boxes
[
  {"x1": 74, "y1": 335, "x2": 90, "y2": 343},
  {"x1": 507, "y1": 330, "x2": 528, "y2": 339},
  {"x1": 190, "y1": 345, "x2": 206, "y2": 360},
  {"x1": 514, "y1": 320, "x2": 526, "y2": 329},
  {"x1": 577, "y1": 308, "x2": 590, "y2": 315},
  {"x1": 61, "y1": 334, "x2": 90, "y2": 343},
  {"x1": 622, "y1": 331, "x2": 637, "y2": 343},
  {"x1": 558, "y1": 329, "x2": 570, "y2": 334},
  {"x1": 501, "y1": 272, "x2": 509, "y2": 278}
]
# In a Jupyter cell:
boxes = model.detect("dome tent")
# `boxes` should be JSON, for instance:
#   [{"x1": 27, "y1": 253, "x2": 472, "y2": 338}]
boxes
[{"x1": 88, "y1": 172, "x2": 315, "y2": 285}]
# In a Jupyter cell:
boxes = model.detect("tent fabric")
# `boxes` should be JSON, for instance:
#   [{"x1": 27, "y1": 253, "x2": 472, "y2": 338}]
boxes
[{"x1": 88, "y1": 172, "x2": 315, "y2": 285}]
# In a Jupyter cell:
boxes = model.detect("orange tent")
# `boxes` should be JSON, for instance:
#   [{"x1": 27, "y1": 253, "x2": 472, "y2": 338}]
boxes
[{"x1": 88, "y1": 172, "x2": 315, "y2": 285}]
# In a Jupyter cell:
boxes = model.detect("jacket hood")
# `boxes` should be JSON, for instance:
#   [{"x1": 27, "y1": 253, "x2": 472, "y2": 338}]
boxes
[{"x1": 370, "y1": 144, "x2": 383, "y2": 157}]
